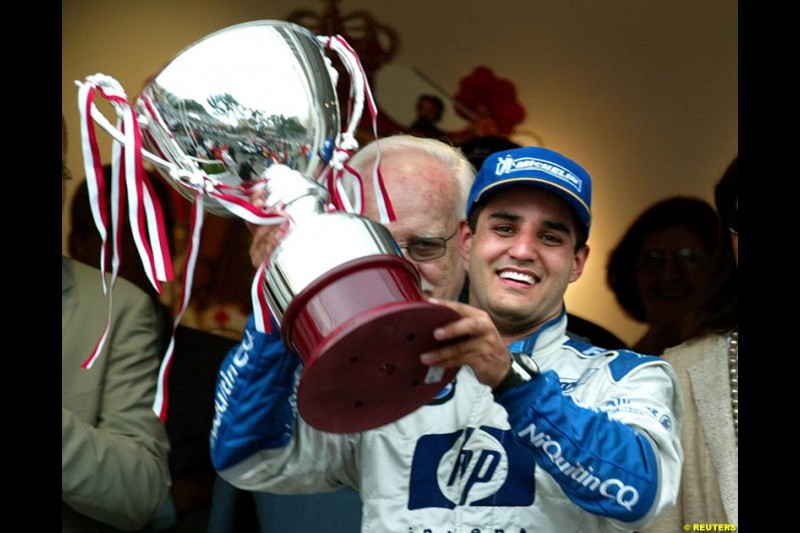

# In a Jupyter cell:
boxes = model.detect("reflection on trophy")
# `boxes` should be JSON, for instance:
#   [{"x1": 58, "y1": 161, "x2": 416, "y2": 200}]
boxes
[
  {"x1": 117, "y1": 20, "x2": 460, "y2": 433},
  {"x1": 135, "y1": 20, "x2": 340, "y2": 218}
]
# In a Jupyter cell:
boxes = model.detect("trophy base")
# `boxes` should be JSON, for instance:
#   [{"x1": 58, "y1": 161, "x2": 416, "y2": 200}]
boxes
[{"x1": 282, "y1": 255, "x2": 461, "y2": 433}]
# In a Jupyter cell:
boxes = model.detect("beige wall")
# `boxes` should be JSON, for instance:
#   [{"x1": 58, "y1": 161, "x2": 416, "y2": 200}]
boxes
[{"x1": 62, "y1": 0, "x2": 738, "y2": 346}]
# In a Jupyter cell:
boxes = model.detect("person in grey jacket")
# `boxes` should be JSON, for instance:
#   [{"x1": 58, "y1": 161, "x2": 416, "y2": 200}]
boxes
[{"x1": 62, "y1": 114, "x2": 170, "y2": 532}]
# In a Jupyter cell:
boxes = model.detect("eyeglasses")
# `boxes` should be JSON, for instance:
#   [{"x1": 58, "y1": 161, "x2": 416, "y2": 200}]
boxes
[
  {"x1": 397, "y1": 230, "x2": 458, "y2": 262},
  {"x1": 634, "y1": 248, "x2": 709, "y2": 275},
  {"x1": 728, "y1": 209, "x2": 738, "y2": 234}
]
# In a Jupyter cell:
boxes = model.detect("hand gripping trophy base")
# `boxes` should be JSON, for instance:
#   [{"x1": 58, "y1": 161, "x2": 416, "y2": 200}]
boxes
[{"x1": 281, "y1": 255, "x2": 460, "y2": 433}]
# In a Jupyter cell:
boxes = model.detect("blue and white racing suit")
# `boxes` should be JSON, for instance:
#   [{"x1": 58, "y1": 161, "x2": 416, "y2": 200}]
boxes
[{"x1": 211, "y1": 309, "x2": 683, "y2": 533}]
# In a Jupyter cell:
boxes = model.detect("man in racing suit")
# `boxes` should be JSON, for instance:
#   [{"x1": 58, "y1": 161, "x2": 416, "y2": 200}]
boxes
[{"x1": 211, "y1": 144, "x2": 683, "y2": 532}]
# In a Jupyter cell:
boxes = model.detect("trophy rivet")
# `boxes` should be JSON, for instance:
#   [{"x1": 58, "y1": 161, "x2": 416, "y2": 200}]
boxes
[{"x1": 377, "y1": 363, "x2": 396, "y2": 377}]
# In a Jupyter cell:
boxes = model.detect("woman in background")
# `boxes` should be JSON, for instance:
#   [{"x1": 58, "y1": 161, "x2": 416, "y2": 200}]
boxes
[
  {"x1": 607, "y1": 196, "x2": 719, "y2": 354},
  {"x1": 643, "y1": 156, "x2": 738, "y2": 531}
]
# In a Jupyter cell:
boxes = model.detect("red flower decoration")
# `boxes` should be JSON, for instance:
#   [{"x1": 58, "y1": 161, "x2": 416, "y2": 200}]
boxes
[{"x1": 454, "y1": 66, "x2": 526, "y2": 137}]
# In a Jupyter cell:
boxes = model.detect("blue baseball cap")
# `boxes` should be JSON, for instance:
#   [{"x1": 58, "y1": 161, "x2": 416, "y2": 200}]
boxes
[{"x1": 466, "y1": 146, "x2": 592, "y2": 235}]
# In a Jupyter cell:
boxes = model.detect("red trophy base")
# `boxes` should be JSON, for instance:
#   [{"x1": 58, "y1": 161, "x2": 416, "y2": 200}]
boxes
[{"x1": 282, "y1": 255, "x2": 460, "y2": 433}]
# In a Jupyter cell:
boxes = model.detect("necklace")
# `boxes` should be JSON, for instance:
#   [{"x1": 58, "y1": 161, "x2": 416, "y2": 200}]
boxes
[{"x1": 728, "y1": 328, "x2": 738, "y2": 444}]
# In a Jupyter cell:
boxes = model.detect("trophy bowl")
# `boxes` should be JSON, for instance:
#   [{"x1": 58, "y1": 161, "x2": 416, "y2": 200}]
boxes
[{"x1": 136, "y1": 20, "x2": 339, "y2": 217}]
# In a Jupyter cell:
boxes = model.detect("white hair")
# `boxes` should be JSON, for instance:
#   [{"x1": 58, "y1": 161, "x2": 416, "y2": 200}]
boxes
[{"x1": 347, "y1": 134, "x2": 475, "y2": 215}]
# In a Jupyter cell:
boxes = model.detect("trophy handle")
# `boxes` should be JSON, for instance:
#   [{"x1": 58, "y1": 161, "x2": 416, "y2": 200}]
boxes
[
  {"x1": 319, "y1": 35, "x2": 368, "y2": 154},
  {"x1": 319, "y1": 34, "x2": 395, "y2": 225}
]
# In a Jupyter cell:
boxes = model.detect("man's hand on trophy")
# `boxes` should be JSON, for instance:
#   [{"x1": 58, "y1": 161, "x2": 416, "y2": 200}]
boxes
[
  {"x1": 419, "y1": 298, "x2": 512, "y2": 390},
  {"x1": 245, "y1": 186, "x2": 291, "y2": 268},
  {"x1": 247, "y1": 221, "x2": 291, "y2": 269}
]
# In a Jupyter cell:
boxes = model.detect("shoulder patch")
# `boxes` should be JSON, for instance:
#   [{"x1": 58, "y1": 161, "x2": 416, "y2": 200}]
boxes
[{"x1": 608, "y1": 350, "x2": 661, "y2": 381}]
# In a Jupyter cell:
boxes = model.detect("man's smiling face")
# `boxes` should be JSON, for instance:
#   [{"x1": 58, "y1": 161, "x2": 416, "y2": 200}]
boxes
[{"x1": 461, "y1": 186, "x2": 588, "y2": 339}]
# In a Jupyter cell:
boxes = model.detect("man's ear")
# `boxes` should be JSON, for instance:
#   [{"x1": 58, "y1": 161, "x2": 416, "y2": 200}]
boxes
[
  {"x1": 570, "y1": 244, "x2": 590, "y2": 283},
  {"x1": 458, "y1": 219, "x2": 471, "y2": 264}
]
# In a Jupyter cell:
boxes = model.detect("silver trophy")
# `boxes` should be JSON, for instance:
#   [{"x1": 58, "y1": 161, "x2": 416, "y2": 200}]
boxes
[
  {"x1": 85, "y1": 20, "x2": 459, "y2": 432},
  {"x1": 135, "y1": 20, "x2": 340, "y2": 217}
]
